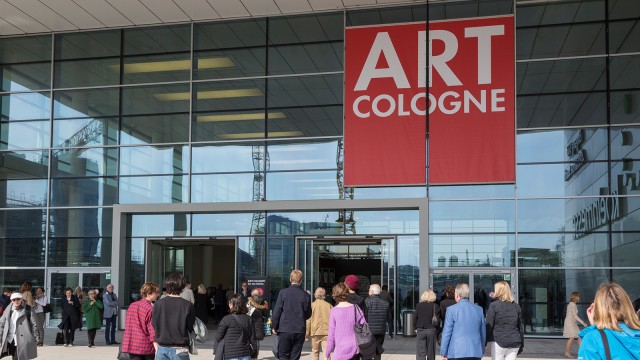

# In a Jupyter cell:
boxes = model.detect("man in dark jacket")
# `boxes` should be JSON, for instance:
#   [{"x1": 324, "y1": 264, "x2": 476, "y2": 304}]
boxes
[
  {"x1": 365, "y1": 284, "x2": 390, "y2": 360},
  {"x1": 345, "y1": 275, "x2": 366, "y2": 311},
  {"x1": 0, "y1": 289, "x2": 12, "y2": 314},
  {"x1": 272, "y1": 269, "x2": 312, "y2": 360},
  {"x1": 381, "y1": 285, "x2": 394, "y2": 339}
]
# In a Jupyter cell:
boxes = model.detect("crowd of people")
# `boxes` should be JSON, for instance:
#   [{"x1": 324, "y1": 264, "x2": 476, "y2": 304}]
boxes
[{"x1": 0, "y1": 275, "x2": 639, "y2": 360}]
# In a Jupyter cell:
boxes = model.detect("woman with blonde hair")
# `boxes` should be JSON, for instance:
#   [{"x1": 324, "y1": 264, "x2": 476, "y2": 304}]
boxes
[
  {"x1": 563, "y1": 291, "x2": 587, "y2": 358},
  {"x1": 414, "y1": 289, "x2": 439, "y2": 360},
  {"x1": 485, "y1": 281, "x2": 523, "y2": 360},
  {"x1": 194, "y1": 284, "x2": 210, "y2": 324},
  {"x1": 578, "y1": 283, "x2": 640, "y2": 359}
]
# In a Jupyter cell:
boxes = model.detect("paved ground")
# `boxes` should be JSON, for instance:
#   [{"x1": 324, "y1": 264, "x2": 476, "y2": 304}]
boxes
[{"x1": 36, "y1": 328, "x2": 578, "y2": 359}]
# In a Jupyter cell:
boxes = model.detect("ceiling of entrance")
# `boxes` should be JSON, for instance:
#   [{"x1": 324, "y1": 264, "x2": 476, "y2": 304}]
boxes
[{"x1": 0, "y1": 0, "x2": 420, "y2": 36}]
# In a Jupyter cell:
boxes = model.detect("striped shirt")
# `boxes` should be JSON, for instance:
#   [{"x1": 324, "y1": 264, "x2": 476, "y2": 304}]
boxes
[{"x1": 122, "y1": 298, "x2": 155, "y2": 355}]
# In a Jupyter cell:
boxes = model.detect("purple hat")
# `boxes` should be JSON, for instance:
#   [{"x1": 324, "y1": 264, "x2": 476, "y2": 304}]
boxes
[{"x1": 344, "y1": 275, "x2": 360, "y2": 290}]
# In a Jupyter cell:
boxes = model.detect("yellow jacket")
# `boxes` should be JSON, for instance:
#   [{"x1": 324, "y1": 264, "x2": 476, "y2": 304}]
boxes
[{"x1": 306, "y1": 299, "x2": 332, "y2": 337}]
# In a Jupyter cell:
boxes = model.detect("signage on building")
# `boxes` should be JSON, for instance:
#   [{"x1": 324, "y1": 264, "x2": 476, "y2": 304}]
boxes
[{"x1": 344, "y1": 15, "x2": 515, "y2": 186}]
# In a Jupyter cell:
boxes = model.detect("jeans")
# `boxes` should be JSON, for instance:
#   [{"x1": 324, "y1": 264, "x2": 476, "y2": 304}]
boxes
[
  {"x1": 492, "y1": 342, "x2": 518, "y2": 360},
  {"x1": 156, "y1": 346, "x2": 190, "y2": 360},
  {"x1": 416, "y1": 328, "x2": 436, "y2": 360},
  {"x1": 105, "y1": 315, "x2": 117, "y2": 343},
  {"x1": 227, "y1": 357, "x2": 250, "y2": 360},
  {"x1": 35, "y1": 312, "x2": 45, "y2": 344},
  {"x1": 278, "y1": 332, "x2": 305, "y2": 360}
]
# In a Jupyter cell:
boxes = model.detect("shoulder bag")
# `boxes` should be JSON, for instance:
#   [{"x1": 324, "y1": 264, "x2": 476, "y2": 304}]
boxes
[
  {"x1": 42, "y1": 304, "x2": 51, "y2": 313},
  {"x1": 353, "y1": 305, "x2": 377, "y2": 360},
  {"x1": 431, "y1": 304, "x2": 439, "y2": 328},
  {"x1": 598, "y1": 329, "x2": 612, "y2": 360},
  {"x1": 193, "y1": 317, "x2": 208, "y2": 343}
]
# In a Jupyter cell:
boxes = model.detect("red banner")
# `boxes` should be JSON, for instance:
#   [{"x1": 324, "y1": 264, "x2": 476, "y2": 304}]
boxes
[{"x1": 344, "y1": 16, "x2": 515, "y2": 186}]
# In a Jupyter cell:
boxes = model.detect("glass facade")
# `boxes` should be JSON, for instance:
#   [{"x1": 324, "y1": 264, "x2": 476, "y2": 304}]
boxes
[{"x1": 1, "y1": 0, "x2": 640, "y2": 335}]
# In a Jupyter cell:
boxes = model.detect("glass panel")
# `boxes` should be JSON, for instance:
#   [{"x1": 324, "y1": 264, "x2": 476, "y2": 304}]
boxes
[
  {"x1": 269, "y1": 13, "x2": 343, "y2": 45},
  {"x1": 612, "y1": 232, "x2": 640, "y2": 266},
  {"x1": 0, "y1": 179, "x2": 47, "y2": 208},
  {"x1": 267, "y1": 171, "x2": 340, "y2": 200},
  {"x1": 0, "y1": 35, "x2": 51, "y2": 63},
  {"x1": 397, "y1": 236, "x2": 419, "y2": 334},
  {"x1": 120, "y1": 145, "x2": 189, "y2": 175},
  {"x1": 50, "y1": 177, "x2": 118, "y2": 207},
  {"x1": 1, "y1": 63, "x2": 50, "y2": 91},
  {"x1": 129, "y1": 214, "x2": 189, "y2": 237},
  {"x1": 431, "y1": 273, "x2": 469, "y2": 298},
  {"x1": 429, "y1": 0, "x2": 513, "y2": 20},
  {"x1": 121, "y1": 114, "x2": 189, "y2": 145},
  {"x1": 517, "y1": 128, "x2": 608, "y2": 163},
  {"x1": 430, "y1": 200, "x2": 515, "y2": 233},
  {"x1": 612, "y1": 196, "x2": 640, "y2": 231},
  {"x1": 0, "y1": 238, "x2": 45, "y2": 266},
  {"x1": 268, "y1": 140, "x2": 338, "y2": 171},
  {"x1": 267, "y1": 106, "x2": 343, "y2": 138},
  {"x1": 611, "y1": 127, "x2": 640, "y2": 159},
  {"x1": 54, "y1": 58, "x2": 120, "y2": 88},
  {"x1": 429, "y1": 185, "x2": 514, "y2": 200},
  {"x1": 193, "y1": 213, "x2": 263, "y2": 236},
  {"x1": 353, "y1": 186, "x2": 427, "y2": 199},
  {"x1": 268, "y1": 43, "x2": 343, "y2": 75},
  {"x1": 517, "y1": 58, "x2": 606, "y2": 95},
  {"x1": 1, "y1": 92, "x2": 51, "y2": 121},
  {"x1": 610, "y1": 20, "x2": 640, "y2": 53},
  {"x1": 611, "y1": 270, "x2": 640, "y2": 307},
  {"x1": 610, "y1": 55, "x2": 640, "y2": 90},
  {"x1": 298, "y1": 238, "x2": 313, "y2": 292},
  {"x1": 266, "y1": 237, "x2": 295, "y2": 304},
  {"x1": 430, "y1": 234, "x2": 515, "y2": 267},
  {"x1": 195, "y1": 19, "x2": 266, "y2": 50},
  {"x1": 55, "y1": 30, "x2": 120, "y2": 59},
  {"x1": 193, "y1": 79, "x2": 265, "y2": 112},
  {"x1": 518, "y1": 232, "x2": 609, "y2": 267},
  {"x1": 348, "y1": 210, "x2": 418, "y2": 235},
  {"x1": 516, "y1": 22, "x2": 606, "y2": 60},
  {"x1": 517, "y1": 162, "x2": 608, "y2": 198},
  {"x1": 191, "y1": 173, "x2": 257, "y2": 203},
  {"x1": 128, "y1": 237, "x2": 145, "y2": 305},
  {"x1": 192, "y1": 143, "x2": 259, "y2": 173},
  {"x1": 0, "y1": 121, "x2": 50, "y2": 150},
  {"x1": 51, "y1": 147, "x2": 118, "y2": 177},
  {"x1": 609, "y1": 0, "x2": 640, "y2": 20},
  {"x1": 123, "y1": 53, "x2": 190, "y2": 84},
  {"x1": 194, "y1": 48, "x2": 266, "y2": 80},
  {"x1": 0, "y1": 269, "x2": 44, "y2": 295},
  {"x1": 474, "y1": 273, "x2": 511, "y2": 313},
  {"x1": 53, "y1": 117, "x2": 118, "y2": 147},
  {"x1": 48, "y1": 238, "x2": 110, "y2": 266},
  {"x1": 268, "y1": 74, "x2": 342, "y2": 108},
  {"x1": 81, "y1": 273, "x2": 111, "y2": 298},
  {"x1": 611, "y1": 90, "x2": 640, "y2": 124},
  {"x1": 118, "y1": 175, "x2": 188, "y2": 204},
  {"x1": 0, "y1": 150, "x2": 48, "y2": 179},
  {"x1": 0, "y1": 208, "x2": 46, "y2": 236},
  {"x1": 123, "y1": 25, "x2": 190, "y2": 55},
  {"x1": 238, "y1": 237, "x2": 265, "y2": 281},
  {"x1": 516, "y1": 0, "x2": 604, "y2": 27},
  {"x1": 192, "y1": 110, "x2": 265, "y2": 141},
  {"x1": 267, "y1": 211, "x2": 343, "y2": 235},
  {"x1": 49, "y1": 208, "x2": 112, "y2": 237},
  {"x1": 517, "y1": 92, "x2": 606, "y2": 128},
  {"x1": 49, "y1": 273, "x2": 80, "y2": 324},
  {"x1": 347, "y1": 5, "x2": 428, "y2": 26},
  {"x1": 518, "y1": 268, "x2": 608, "y2": 336},
  {"x1": 54, "y1": 88, "x2": 120, "y2": 119},
  {"x1": 121, "y1": 84, "x2": 190, "y2": 115},
  {"x1": 518, "y1": 198, "x2": 614, "y2": 233}
]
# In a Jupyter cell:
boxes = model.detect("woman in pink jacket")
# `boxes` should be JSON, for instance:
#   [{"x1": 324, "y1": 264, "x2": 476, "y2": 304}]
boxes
[{"x1": 325, "y1": 283, "x2": 366, "y2": 360}]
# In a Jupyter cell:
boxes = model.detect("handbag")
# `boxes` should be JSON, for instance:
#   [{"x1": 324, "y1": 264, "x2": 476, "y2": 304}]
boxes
[
  {"x1": 42, "y1": 304, "x2": 51, "y2": 314},
  {"x1": 213, "y1": 338, "x2": 225, "y2": 360},
  {"x1": 193, "y1": 317, "x2": 208, "y2": 343},
  {"x1": 188, "y1": 333, "x2": 198, "y2": 355},
  {"x1": 272, "y1": 334, "x2": 279, "y2": 357},
  {"x1": 431, "y1": 304, "x2": 439, "y2": 328},
  {"x1": 55, "y1": 332, "x2": 64, "y2": 345},
  {"x1": 117, "y1": 344, "x2": 131, "y2": 360},
  {"x1": 353, "y1": 305, "x2": 377, "y2": 360}
]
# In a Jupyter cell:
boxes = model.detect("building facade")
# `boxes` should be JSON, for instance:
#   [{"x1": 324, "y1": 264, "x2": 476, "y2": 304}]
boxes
[{"x1": 0, "y1": 0, "x2": 639, "y2": 336}]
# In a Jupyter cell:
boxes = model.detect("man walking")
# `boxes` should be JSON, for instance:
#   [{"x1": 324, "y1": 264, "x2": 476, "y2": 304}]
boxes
[
  {"x1": 153, "y1": 273, "x2": 196, "y2": 360},
  {"x1": 0, "y1": 292, "x2": 38, "y2": 360},
  {"x1": 380, "y1": 285, "x2": 394, "y2": 339},
  {"x1": 103, "y1": 283, "x2": 119, "y2": 345},
  {"x1": 365, "y1": 284, "x2": 390, "y2": 360},
  {"x1": 272, "y1": 269, "x2": 312, "y2": 360},
  {"x1": 440, "y1": 284, "x2": 486, "y2": 360}
]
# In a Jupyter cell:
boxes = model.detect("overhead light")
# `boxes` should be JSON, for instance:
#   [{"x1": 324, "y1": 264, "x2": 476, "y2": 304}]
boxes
[
  {"x1": 154, "y1": 88, "x2": 263, "y2": 101},
  {"x1": 111, "y1": 57, "x2": 235, "y2": 73},
  {"x1": 218, "y1": 131, "x2": 303, "y2": 139},
  {"x1": 197, "y1": 112, "x2": 286, "y2": 122}
]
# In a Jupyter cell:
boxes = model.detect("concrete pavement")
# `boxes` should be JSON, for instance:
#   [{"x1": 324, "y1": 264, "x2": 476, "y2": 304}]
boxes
[{"x1": 35, "y1": 328, "x2": 576, "y2": 360}]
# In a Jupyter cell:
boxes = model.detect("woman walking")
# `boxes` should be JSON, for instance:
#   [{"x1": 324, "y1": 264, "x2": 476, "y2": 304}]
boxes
[
  {"x1": 325, "y1": 282, "x2": 366, "y2": 360},
  {"x1": 415, "y1": 290, "x2": 440, "y2": 360},
  {"x1": 33, "y1": 287, "x2": 47, "y2": 346},
  {"x1": 59, "y1": 287, "x2": 81, "y2": 347},
  {"x1": 578, "y1": 282, "x2": 640, "y2": 359},
  {"x1": 215, "y1": 294, "x2": 257, "y2": 360},
  {"x1": 194, "y1": 284, "x2": 210, "y2": 325},
  {"x1": 563, "y1": 291, "x2": 586, "y2": 358},
  {"x1": 248, "y1": 288, "x2": 268, "y2": 360},
  {"x1": 306, "y1": 287, "x2": 332, "y2": 360},
  {"x1": 122, "y1": 283, "x2": 160, "y2": 360},
  {"x1": 83, "y1": 290, "x2": 103, "y2": 347},
  {"x1": 485, "y1": 281, "x2": 524, "y2": 360}
]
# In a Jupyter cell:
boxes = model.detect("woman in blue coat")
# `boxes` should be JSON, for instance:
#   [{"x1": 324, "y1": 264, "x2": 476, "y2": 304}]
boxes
[{"x1": 578, "y1": 283, "x2": 640, "y2": 360}]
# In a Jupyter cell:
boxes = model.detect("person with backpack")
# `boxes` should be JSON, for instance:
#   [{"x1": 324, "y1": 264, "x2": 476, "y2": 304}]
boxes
[
  {"x1": 215, "y1": 293, "x2": 257, "y2": 360},
  {"x1": 0, "y1": 292, "x2": 38, "y2": 359}
]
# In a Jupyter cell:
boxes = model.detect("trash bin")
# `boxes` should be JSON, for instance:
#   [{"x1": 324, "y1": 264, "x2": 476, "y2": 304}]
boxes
[
  {"x1": 402, "y1": 310, "x2": 416, "y2": 337},
  {"x1": 118, "y1": 307, "x2": 127, "y2": 330}
]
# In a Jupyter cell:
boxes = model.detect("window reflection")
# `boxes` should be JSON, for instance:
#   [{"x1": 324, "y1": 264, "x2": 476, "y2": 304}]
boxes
[
  {"x1": 267, "y1": 171, "x2": 339, "y2": 200},
  {"x1": 430, "y1": 200, "x2": 515, "y2": 233},
  {"x1": 518, "y1": 198, "x2": 614, "y2": 233},
  {"x1": 517, "y1": 58, "x2": 606, "y2": 95},
  {"x1": 51, "y1": 147, "x2": 118, "y2": 177},
  {"x1": 609, "y1": 55, "x2": 640, "y2": 90},
  {"x1": 267, "y1": 106, "x2": 342, "y2": 138},
  {"x1": 121, "y1": 114, "x2": 189, "y2": 145},
  {"x1": 119, "y1": 175, "x2": 188, "y2": 204},
  {"x1": 268, "y1": 74, "x2": 342, "y2": 108},
  {"x1": 1, "y1": 63, "x2": 50, "y2": 92},
  {"x1": 49, "y1": 208, "x2": 112, "y2": 238},
  {"x1": 192, "y1": 110, "x2": 266, "y2": 141},
  {"x1": 192, "y1": 213, "x2": 261, "y2": 236},
  {"x1": 0, "y1": 121, "x2": 50, "y2": 150},
  {"x1": 238, "y1": 237, "x2": 265, "y2": 280},
  {"x1": 196, "y1": 19, "x2": 266, "y2": 50},
  {"x1": 192, "y1": 143, "x2": 259, "y2": 173},
  {"x1": 122, "y1": 53, "x2": 191, "y2": 84},
  {"x1": 0, "y1": 179, "x2": 47, "y2": 207},
  {"x1": 516, "y1": 22, "x2": 606, "y2": 60},
  {"x1": 120, "y1": 145, "x2": 189, "y2": 175},
  {"x1": 518, "y1": 232, "x2": 608, "y2": 267},
  {"x1": 267, "y1": 212, "x2": 343, "y2": 235},
  {"x1": 191, "y1": 173, "x2": 257, "y2": 203},
  {"x1": 517, "y1": 92, "x2": 606, "y2": 128},
  {"x1": 48, "y1": 237, "x2": 110, "y2": 266},
  {"x1": 431, "y1": 233, "x2": 514, "y2": 267},
  {"x1": 0, "y1": 151, "x2": 48, "y2": 179},
  {"x1": 348, "y1": 210, "x2": 418, "y2": 235},
  {"x1": 0, "y1": 92, "x2": 51, "y2": 121},
  {"x1": 517, "y1": 162, "x2": 608, "y2": 198},
  {"x1": 51, "y1": 177, "x2": 118, "y2": 207},
  {"x1": 54, "y1": 88, "x2": 120, "y2": 119},
  {"x1": 130, "y1": 214, "x2": 189, "y2": 237},
  {"x1": 122, "y1": 84, "x2": 190, "y2": 115},
  {"x1": 55, "y1": 58, "x2": 120, "y2": 88},
  {"x1": 267, "y1": 140, "x2": 338, "y2": 171},
  {"x1": 194, "y1": 48, "x2": 266, "y2": 80},
  {"x1": 53, "y1": 117, "x2": 118, "y2": 147},
  {"x1": 517, "y1": 128, "x2": 607, "y2": 163}
]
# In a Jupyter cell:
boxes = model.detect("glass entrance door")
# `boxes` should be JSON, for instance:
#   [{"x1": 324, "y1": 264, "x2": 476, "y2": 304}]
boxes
[
  {"x1": 431, "y1": 270, "x2": 516, "y2": 308},
  {"x1": 47, "y1": 269, "x2": 111, "y2": 327}
]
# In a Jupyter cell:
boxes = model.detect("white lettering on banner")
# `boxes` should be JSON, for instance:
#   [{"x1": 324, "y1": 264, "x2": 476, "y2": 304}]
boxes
[
  {"x1": 354, "y1": 32, "x2": 410, "y2": 91},
  {"x1": 463, "y1": 25, "x2": 504, "y2": 85},
  {"x1": 429, "y1": 30, "x2": 461, "y2": 87},
  {"x1": 352, "y1": 89, "x2": 505, "y2": 118}
]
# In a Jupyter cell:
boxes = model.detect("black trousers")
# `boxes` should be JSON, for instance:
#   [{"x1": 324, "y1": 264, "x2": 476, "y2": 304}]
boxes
[
  {"x1": 130, "y1": 354, "x2": 155, "y2": 360},
  {"x1": 278, "y1": 332, "x2": 305, "y2": 360},
  {"x1": 63, "y1": 320, "x2": 75, "y2": 344},
  {"x1": 7, "y1": 341, "x2": 17, "y2": 360},
  {"x1": 416, "y1": 328, "x2": 437, "y2": 360},
  {"x1": 374, "y1": 334, "x2": 386, "y2": 360},
  {"x1": 88, "y1": 329, "x2": 97, "y2": 345}
]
